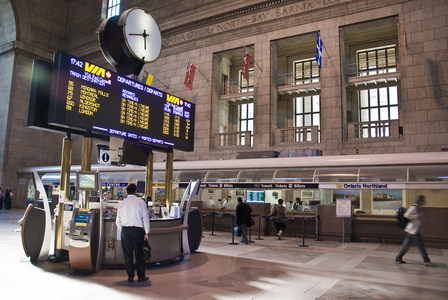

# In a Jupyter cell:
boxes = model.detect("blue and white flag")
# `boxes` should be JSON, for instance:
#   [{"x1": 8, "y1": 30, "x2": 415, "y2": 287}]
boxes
[{"x1": 316, "y1": 31, "x2": 322, "y2": 68}]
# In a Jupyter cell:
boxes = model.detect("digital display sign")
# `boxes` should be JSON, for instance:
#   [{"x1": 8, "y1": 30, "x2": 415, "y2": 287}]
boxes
[
  {"x1": 76, "y1": 171, "x2": 100, "y2": 191},
  {"x1": 246, "y1": 191, "x2": 265, "y2": 203},
  {"x1": 48, "y1": 52, "x2": 195, "y2": 151}
]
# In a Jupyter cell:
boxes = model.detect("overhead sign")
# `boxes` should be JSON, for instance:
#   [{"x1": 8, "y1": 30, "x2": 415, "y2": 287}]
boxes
[
  {"x1": 48, "y1": 52, "x2": 195, "y2": 151},
  {"x1": 178, "y1": 182, "x2": 319, "y2": 189},
  {"x1": 320, "y1": 183, "x2": 406, "y2": 189}
]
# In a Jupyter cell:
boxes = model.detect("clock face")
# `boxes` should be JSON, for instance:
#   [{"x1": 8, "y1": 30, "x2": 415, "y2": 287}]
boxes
[{"x1": 121, "y1": 8, "x2": 162, "y2": 63}]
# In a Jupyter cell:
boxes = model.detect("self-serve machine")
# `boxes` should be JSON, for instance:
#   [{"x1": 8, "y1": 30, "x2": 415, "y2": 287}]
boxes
[{"x1": 68, "y1": 171, "x2": 103, "y2": 272}]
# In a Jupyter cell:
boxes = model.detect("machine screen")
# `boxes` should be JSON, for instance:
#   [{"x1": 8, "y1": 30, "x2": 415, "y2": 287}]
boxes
[{"x1": 75, "y1": 211, "x2": 91, "y2": 226}]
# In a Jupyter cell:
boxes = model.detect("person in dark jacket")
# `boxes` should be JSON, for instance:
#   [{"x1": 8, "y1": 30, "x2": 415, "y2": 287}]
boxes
[
  {"x1": 235, "y1": 197, "x2": 252, "y2": 244},
  {"x1": 4, "y1": 190, "x2": 11, "y2": 210}
]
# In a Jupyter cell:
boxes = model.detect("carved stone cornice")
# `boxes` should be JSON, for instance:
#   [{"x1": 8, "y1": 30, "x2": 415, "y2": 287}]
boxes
[{"x1": 162, "y1": 0, "x2": 296, "y2": 36}]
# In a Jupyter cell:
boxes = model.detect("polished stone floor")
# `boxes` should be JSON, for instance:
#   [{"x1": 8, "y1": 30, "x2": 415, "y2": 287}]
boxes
[{"x1": 2, "y1": 209, "x2": 448, "y2": 300}]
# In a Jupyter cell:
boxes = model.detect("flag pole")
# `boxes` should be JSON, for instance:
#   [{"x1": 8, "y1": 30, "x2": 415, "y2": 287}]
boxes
[
  {"x1": 152, "y1": 75, "x2": 170, "y2": 90},
  {"x1": 253, "y1": 59, "x2": 263, "y2": 73},
  {"x1": 243, "y1": 46, "x2": 263, "y2": 72},
  {"x1": 195, "y1": 67, "x2": 209, "y2": 82},
  {"x1": 318, "y1": 31, "x2": 331, "y2": 62}
]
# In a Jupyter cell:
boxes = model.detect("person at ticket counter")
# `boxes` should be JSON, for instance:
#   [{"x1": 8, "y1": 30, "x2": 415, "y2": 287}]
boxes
[
  {"x1": 292, "y1": 197, "x2": 301, "y2": 211},
  {"x1": 236, "y1": 197, "x2": 252, "y2": 244},
  {"x1": 103, "y1": 191, "x2": 112, "y2": 202},
  {"x1": 116, "y1": 184, "x2": 150, "y2": 282},
  {"x1": 221, "y1": 195, "x2": 233, "y2": 210}
]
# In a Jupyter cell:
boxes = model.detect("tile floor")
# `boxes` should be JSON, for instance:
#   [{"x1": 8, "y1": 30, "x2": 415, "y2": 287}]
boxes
[{"x1": 1, "y1": 209, "x2": 448, "y2": 300}]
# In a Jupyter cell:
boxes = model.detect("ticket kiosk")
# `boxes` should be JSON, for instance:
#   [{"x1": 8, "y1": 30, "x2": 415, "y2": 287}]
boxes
[
  {"x1": 69, "y1": 208, "x2": 101, "y2": 271},
  {"x1": 68, "y1": 171, "x2": 103, "y2": 272}
]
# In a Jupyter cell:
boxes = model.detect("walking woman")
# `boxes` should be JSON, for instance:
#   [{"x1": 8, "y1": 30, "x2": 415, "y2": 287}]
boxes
[{"x1": 269, "y1": 199, "x2": 287, "y2": 239}]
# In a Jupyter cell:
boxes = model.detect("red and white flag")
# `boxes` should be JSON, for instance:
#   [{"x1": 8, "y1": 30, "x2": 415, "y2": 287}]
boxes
[
  {"x1": 184, "y1": 61, "x2": 196, "y2": 90},
  {"x1": 242, "y1": 48, "x2": 251, "y2": 83}
]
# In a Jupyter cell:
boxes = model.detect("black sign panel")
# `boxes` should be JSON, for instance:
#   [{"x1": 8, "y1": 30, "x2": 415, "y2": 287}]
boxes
[
  {"x1": 48, "y1": 52, "x2": 195, "y2": 151},
  {"x1": 178, "y1": 183, "x2": 319, "y2": 189}
]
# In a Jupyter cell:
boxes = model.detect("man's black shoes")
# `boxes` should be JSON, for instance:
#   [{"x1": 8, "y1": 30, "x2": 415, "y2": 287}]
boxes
[{"x1": 138, "y1": 276, "x2": 149, "y2": 282}]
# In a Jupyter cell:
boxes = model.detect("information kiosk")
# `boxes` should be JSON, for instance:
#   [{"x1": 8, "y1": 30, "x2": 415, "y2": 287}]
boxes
[{"x1": 68, "y1": 171, "x2": 103, "y2": 272}]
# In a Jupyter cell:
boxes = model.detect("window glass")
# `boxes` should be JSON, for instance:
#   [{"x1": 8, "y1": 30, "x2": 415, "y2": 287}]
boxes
[
  {"x1": 107, "y1": 0, "x2": 121, "y2": 18},
  {"x1": 370, "y1": 108, "x2": 379, "y2": 121},
  {"x1": 379, "y1": 87, "x2": 388, "y2": 106},
  {"x1": 241, "y1": 104, "x2": 247, "y2": 119},
  {"x1": 357, "y1": 45, "x2": 396, "y2": 76},
  {"x1": 313, "y1": 95, "x2": 320, "y2": 112},
  {"x1": 239, "y1": 103, "x2": 254, "y2": 146},
  {"x1": 304, "y1": 114, "x2": 312, "y2": 126},
  {"x1": 387, "y1": 48, "x2": 396, "y2": 66},
  {"x1": 248, "y1": 102, "x2": 254, "y2": 118},
  {"x1": 248, "y1": 120, "x2": 253, "y2": 132},
  {"x1": 294, "y1": 58, "x2": 320, "y2": 84},
  {"x1": 360, "y1": 90, "x2": 368, "y2": 107},
  {"x1": 369, "y1": 89, "x2": 378, "y2": 106},
  {"x1": 313, "y1": 113, "x2": 320, "y2": 126},
  {"x1": 390, "y1": 106, "x2": 399, "y2": 119},
  {"x1": 296, "y1": 115, "x2": 303, "y2": 126},
  {"x1": 360, "y1": 109, "x2": 369, "y2": 122},
  {"x1": 296, "y1": 98, "x2": 303, "y2": 113},
  {"x1": 389, "y1": 86, "x2": 398, "y2": 105},
  {"x1": 377, "y1": 50, "x2": 386, "y2": 68},
  {"x1": 359, "y1": 53, "x2": 367, "y2": 70},
  {"x1": 380, "y1": 107, "x2": 389, "y2": 120},
  {"x1": 304, "y1": 96, "x2": 312, "y2": 113}
]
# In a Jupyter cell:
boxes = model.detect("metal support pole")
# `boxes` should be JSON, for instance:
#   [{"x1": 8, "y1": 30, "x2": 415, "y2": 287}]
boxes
[
  {"x1": 165, "y1": 148, "x2": 173, "y2": 212},
  {"x1": 339, "y1": 217, "x2": 348, "y2": 244},
  {"x1": 255, "y1": 215, "x2": 263, "y2": 240},
  {"x1": 229, "y1": 214, "x2": 238, "y2": 245},
  {"x1": 55, "y1": 134, "x2": 72, "y2": 256},
  {"x1": 145, "y1": 149, "x2": 153, "y2": 200},
  {"x1": 81, "y1": 135, "x2": 93, "y2": 209},
  {"x1": 209, "y1": 212, "x2": 216, "y2": 236},
  {"x1": 299, "y1": 217, "x2": 309, "y2": 247}
]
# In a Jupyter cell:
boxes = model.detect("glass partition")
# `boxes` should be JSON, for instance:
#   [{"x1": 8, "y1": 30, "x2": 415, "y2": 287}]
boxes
[
  {"x1": 315, "y1": 167, "x2": 359, "y2": 182},
  {"x1": 409, "y1": 165, "x2": 448, "y2": 182},
  {"x1": 176, "y1": 170, "x2": 208, "y2": 183},
  {"x1": 274, "y1": 168, "x2": 316, "y2": 182},
  {"x1": 238, "y1": 169, "x2": 275, "y2": 182},
  {"x1": 359, "y1": 166, "x2": 407, "y2": 182},
  {"x1": 206, "y1": 170, "x2": 240, "y2": 182}
]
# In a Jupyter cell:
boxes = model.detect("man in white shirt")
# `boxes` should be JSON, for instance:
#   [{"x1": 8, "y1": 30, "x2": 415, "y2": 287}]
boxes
[
  {"x1": 116, "y1": 184, "x2": 150, "y2": 282},
  {"x1": 395, "y1": 195, "x2": 433, "y2": 266}
]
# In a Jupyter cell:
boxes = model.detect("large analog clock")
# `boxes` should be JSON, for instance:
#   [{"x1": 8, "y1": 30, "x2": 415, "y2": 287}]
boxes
[
  {"x1": 98, "y1": 7, "x2": 162, "y2": 75},
  {"x1": 118, "y1": 8, "x2": 162, "y2": 63}
]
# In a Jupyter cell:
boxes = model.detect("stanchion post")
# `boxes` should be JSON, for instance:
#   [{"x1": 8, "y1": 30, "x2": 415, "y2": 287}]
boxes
[
  {"x1": 248, "y1": 225, "x2": 254, "y2": 243},
  {"x1": 229, "y1": 214, "x2": 238, "y2": 245},
  {"x1": 255, "y1": 215, "x2": 263, "y2": 240},
  {"x1": 315, "y1": 215, "x2": 320, "y2": 241},
  {"x1": 210, "y1": 211, "x2": 216, "y2": 236},
  {"x1": 299, "y1": 217, "x2": 309, "y2": 247}
]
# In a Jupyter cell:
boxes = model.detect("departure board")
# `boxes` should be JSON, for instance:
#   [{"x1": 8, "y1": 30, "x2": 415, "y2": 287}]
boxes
[{"x1": 48, "y1": 52, "x2": 195, "y2": 151}]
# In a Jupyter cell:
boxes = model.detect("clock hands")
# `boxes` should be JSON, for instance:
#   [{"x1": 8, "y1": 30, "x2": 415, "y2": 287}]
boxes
[{"x1": 129, "y1": 29, "x2": 150, "y2": 50}]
